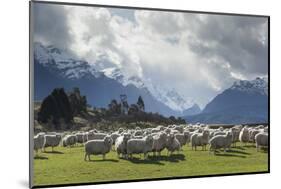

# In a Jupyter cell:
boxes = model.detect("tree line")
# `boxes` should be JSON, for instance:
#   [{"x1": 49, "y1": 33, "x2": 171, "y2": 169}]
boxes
[{"x1": 37, "y1": 87, "x2": 186, "y2": 130}]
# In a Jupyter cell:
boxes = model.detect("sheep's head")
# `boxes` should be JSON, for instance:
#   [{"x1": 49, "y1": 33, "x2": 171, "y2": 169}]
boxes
[
  {"x1": 183, "y1": 131, "x2": 189, "y2": 137},
  {"x1": 226, "y1": 131, "x2": 233, "y2": 139},
  {"x1": 166, "y1": 134, "x2": 175, "y2": 145},
  {"x1": 145, "y1": 135, "x2": 154, "y2": 145},
  {"x1": 159, "y1": 132, "x2": 167, "y2": 140},
  {"x1": 56, "y1": 134, "x2": 62, "y2": 140},
  {"x1": 104, "y1": 136, "x2": 113, "y2": 146},
  {"x1": 123, "y1": 133, "x2": 131, "y2": 142},
  {"x1": 203, "y1": 130, "x2": 210, "y2": 136},
  {"x1": 118, "y1": 128, "x2": 124, "y2": 134},
  {"x1": 164, "y1": 128, "x2": 171, "y2": 134}
]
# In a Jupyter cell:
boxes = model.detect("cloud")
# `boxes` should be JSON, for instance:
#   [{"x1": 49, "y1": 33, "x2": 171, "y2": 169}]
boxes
[
  {"x1": 33, "y1": 4, "x2": 268, "y2": 107},
  {"x1": 32, "y1": 3, "x2": 71, "y2": 49}
]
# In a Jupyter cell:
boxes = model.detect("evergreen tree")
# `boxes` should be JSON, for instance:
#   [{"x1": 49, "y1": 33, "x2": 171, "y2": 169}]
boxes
[
  {"x1": 137, "y1": 96, "x2": 145, "y2": 111},
  {"x1": 38, "y1": 88, "x2": 73, "y2": 126},
  {"x1": 68, "y1": 87, "x2": 87, "y2": 115}
]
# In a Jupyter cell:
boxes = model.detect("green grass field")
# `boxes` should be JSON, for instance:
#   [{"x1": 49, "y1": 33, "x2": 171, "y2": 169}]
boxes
[{"x1": 33, "y1": 143, "x2": 268, "y2": 186}]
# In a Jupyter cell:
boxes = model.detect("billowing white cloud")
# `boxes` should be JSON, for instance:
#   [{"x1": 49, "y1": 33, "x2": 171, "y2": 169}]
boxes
[{"x1": 33, "y1": 4, "x2": 268, "y2": 107}]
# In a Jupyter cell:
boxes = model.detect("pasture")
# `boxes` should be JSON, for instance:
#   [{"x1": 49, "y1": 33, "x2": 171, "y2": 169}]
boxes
[{"x1": 33, "y1": 143, "x2": 268, "y2": 186}]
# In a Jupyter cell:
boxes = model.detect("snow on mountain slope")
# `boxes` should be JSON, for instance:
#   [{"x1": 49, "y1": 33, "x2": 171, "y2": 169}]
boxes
[
  {"x1": 102, "y1": 67, "x2": 193, "y2": 112},
  {"x1": 34, "y1": 42, "x2": 102, "y2": 79},
  {"x1": 230, "y1": 77, "x2": 268, "y2": 95},
  {"x1": 34, "y1": 43, "x2": 194, "y2": 112}
]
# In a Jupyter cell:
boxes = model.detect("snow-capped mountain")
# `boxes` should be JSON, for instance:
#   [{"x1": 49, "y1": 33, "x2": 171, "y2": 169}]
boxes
[
  {"x1": 102, "y1": 67, "x2": 146, "y2": 89},
  {"x1": 34, "y1": 42, "x2": 194, "y2": 114},
  {"x1": 183, "y1": 77, "x2": 268, "y2": 124},
  {"x1": 230, "y1": 77, "x2": 268, "y2": 96},
  {"x1": 34, "y1": 42, "x2": 102, "y2": 79},
  {"x1": 145, "y1": 84, "x2": 193, "y2": 112},
  {"x1": 101, "y1": 67, "x2": 193, "y2": 112}
]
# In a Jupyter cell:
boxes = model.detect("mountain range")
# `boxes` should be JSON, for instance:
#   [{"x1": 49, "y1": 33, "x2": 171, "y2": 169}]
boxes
[
  {"x1": 183, "y1": 77, "x2": 268, "y2": 124},
  {"x1": 33, "y1": 42, "x2": 268, "y2": 123},
  {"x1": 33, "y1": 42, "x2": 197, "y2": 117}
]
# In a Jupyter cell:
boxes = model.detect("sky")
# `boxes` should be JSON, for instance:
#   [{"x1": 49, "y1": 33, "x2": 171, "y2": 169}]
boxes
[{"x1": 32, "y1": 3, "x2": 268, "y2": 108}]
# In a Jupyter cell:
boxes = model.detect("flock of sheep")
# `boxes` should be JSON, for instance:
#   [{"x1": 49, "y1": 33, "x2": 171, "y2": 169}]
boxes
[{"x1": 34, "y1": 124, "x2": 268, "y2": 161}]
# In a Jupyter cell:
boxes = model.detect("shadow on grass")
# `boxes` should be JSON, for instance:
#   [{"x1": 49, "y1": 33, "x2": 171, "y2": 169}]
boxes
[
  {"x1": 149, "y1": 154, "x2": 186, "y2": 163},
  {"x1": 126, "y1": 154, "x2": 185, "y2": 165},
  {"x1": 232, "y1": 146, "x2": 246, "y2": 150},
  {"x1": 227, "y1": 149, "x2": 251, "y2": 155},
  {"x1": 243, "y1": 144, "x2": 256, "y2": 148},
  {"x1": 34, "y1": 156, "x2": 48, "y2": 160},
  {"x1": 43, "y1": 151, "x2": 64, "y2": 154},
  {"x1": 258, "y1": 148, "x2": 268, "y2": 153},
  {"x1": 88, "y1": 159, "x2": 119, "y2": 162},
  {"x1": 127, "y1": 157, "x2": 164, "y2": 165},
  {"x1": 214, "y1": 153, "x2": 246, "y2": 158}
]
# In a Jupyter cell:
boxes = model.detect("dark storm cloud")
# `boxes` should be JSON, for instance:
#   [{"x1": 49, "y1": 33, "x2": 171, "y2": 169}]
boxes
[
  {"x1": 186, "y1": 15, "x2": 268, "y2": 77},
  {"x1": 32, "y1": 3, "x2": 71, "y2": 49},
  {"x1": 32, "y1": 5, "x2": 268, "y2": 106}
]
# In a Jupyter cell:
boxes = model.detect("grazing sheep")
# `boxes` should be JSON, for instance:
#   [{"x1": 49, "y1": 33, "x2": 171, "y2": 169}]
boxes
[
  {"x1": 110, "y1": 133, "x2": 121, "y2": 145},
  {"x1": 151, "y1": 128, "x2": 160, "y2": 133},
  {"x1": 263, "y1": 126, "x2": 268, "y2": 133},
  {"x1": 115, "y1": 133, "x2": 131, "y2": 158},
  {"x1": 84, "y1": 136, "x2": 113, "y2": 161},
  {"x1": 166, "y1": 134, "x2": 181, "y2": 155},
  {"x1": 117, "y1": 128, "x2": 124, "y2": 134},
  {"x1": 164, "y1": 128, "x2": 171, "y2": 134},
  {"x1": 75, "y1": 133, "x2": 87, "y2": 145},
  {"x1": 133, "y1": 136, "x2": 143, "y2": 139},
  {"x1": 175, "y1": 131, "x2": 190, "y2": 148},
  {"x1": 214, "y1": 131, "x2": 226, "y2": 136},
  {"x1": 156, "y1": 125, "x2": 165, "y2": 131},
  {"x1": 87, "y1": 132, "x2": 107, "y2": 141},
  {"x1": 239, "y1": 127, "x2": 250, "y2": 145},
  {"x1": 152, "y1": 132, "x2": 167, "y2": 156},
  {"x1": 62, "y1": 135, "x2": 77, "y2": 147},
  {"x1": 34, "y1": 133, "x2": 45, "y2": 153},
  {"x1": 249, "y1": 129, "x2": 262, "y2": 142},
  {"x1": 209, "y1": 132, "x2": 233, "y2": 154},
  {"x1": 255, "y1": 133, "x2": 268, "y2": 152},
  {"x1": 230, "y1": 128, "x2": 240, "y2": 147},
  {"x1": 170, "y1": 129, "x2": 180, "y2": 135},
  {"x1": 133, "y1": 130, "x2": 143, "y2": 137},
  {"x1": 43, "y1": 134, "x2": 62, "y2": 152},
  {"x1": 174, "y1": 125, "x2": 184, "y2": 133},
  {"x1": 191, "y1": 130, "x2": 209, "y2": 151},
  {"x1": 127, "y1": 135, "x2": 154, "y2": 159}
]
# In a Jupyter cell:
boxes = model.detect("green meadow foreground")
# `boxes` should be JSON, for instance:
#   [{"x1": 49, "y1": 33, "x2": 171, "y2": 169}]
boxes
[{"x1": 33, "y1": 143, "x2": 268, "y2": 186}]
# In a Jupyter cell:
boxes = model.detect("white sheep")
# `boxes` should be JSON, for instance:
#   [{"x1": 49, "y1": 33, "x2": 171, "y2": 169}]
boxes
[
  {"x1": 175, "y1": 131, "x2": 190, "y2": 148},
  {"x1": 249, "y1": 129, "x2": 262, "y2": 142},
  {"x1": 133, "y1": 130, "x2": 143, "y2": 137},
  {"x1": 191, "y1": 130, "x2": 209, "y2": 151},
  {"x1": 239, "y1": 127, "x2": 250, "y2": 145},
  {"x1": 255, "y1": 133, "x2": 268, "y2": 152},
  {"x1": 84, "y1": 135, "x2": 112, "y2": 161},
  {"x1": 230, "y1": 127, "x2": 240, "y2": 147},
  {"x1": 152, "y1": 132, "x2": 167, "y2": 156},
  {"x1": 87, "y1": 132, "x2": 107, "y2": 141},
  {"x1": 110, "y1": 132, "x2": 121, "y2": 145},
  {"x1": 62, "y1": 134, "x2": 77, "y2": 147},
  {"x1": 166, "y1": 134, "x2": 181, "y2": 155},
  {"x1": 209, "y1": 132, "x2": 233, "y2": 154},
  {"x1": 43, "y1": 134, "x2": 62, "y2": 152},
  {"x1": 174, "y1": 125, "x2": 184, "y2": 133},
  {"x1": 115, "y1": 133, "x2": 131, "y2": 158},
  {"x1": 75, "y1": 132, "x2": 87, "y2": 145},
  {"x1": 34, "y1": 133, "x2": 45, "y2": 153},
  {"x1": 127, "y1": 135, "x2": 154, "y2": 159}
]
